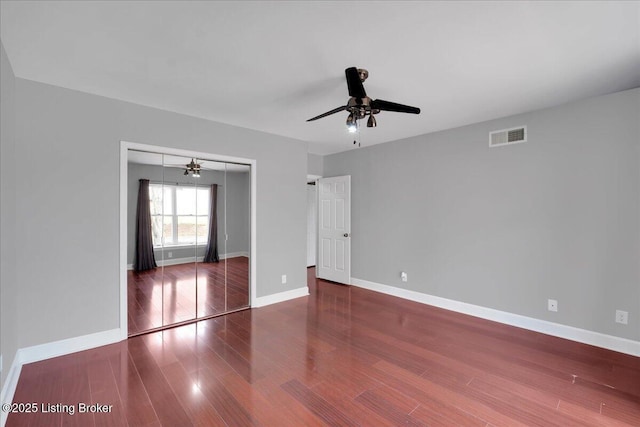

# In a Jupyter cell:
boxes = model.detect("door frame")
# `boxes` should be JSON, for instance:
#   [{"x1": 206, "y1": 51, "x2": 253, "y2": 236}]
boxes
[
  {"x1": 119, "y1": 140, "x2": 257, "y2": 340},
  {"x1": 306, "y1": 174, "x2": 322, "y2": 268}
]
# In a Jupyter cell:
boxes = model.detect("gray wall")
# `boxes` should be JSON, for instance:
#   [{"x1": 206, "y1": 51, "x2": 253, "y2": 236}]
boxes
[
  {"x1": 14, "y1": 78, "x2": 307, "y2": 349},
  {"x1": 1, "y1": 42, "x2": 18, "y2": 387},
  {"x1": 127, "y1": 163, "x2": 250, "y2": 265},
  {"x1": 307, "y1": 153, "x2": 324, "y2": 177},
  {"x1": 226, "y1": 169, "x2": 251, "y2": 255},
  {"x1": 324, "y1": 88, "x2": 640, "y2": 341}
]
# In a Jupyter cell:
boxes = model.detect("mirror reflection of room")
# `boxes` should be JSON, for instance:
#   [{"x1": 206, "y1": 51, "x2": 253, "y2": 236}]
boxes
[{"x1": 127, "y1": 150, "x2": 250, "y2": 336}]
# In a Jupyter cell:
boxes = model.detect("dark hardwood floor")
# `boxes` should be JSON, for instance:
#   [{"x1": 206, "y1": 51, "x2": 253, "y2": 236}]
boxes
[
  {"x1": 128, "y1": 257, "x2": 249, "y2": 335},
  {"x1": 7, "y1": 268, "x2": 640, "y2": 426}
]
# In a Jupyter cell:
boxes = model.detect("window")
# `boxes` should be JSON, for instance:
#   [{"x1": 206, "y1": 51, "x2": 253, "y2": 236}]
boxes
[{"x1": 149, "y1": 184, "x2": 210, "y2": 247}]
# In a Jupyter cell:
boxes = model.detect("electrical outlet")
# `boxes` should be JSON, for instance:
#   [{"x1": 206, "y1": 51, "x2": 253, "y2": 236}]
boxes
[
  {"x1": 401, "y1": 272, "x2": 408, "y2": 282},
  {"x1": 281, "y1": 274, "x2": 287, "y2": 284},
  {"x1": 615, "y1": 310, "x2": 628, "y2": 325},
  {"x1": 548, "y1": 299, "x2": 558, "y2": 312},
  {"x1": 168, "y1": 251, "x2": 173, "y2": 258}
]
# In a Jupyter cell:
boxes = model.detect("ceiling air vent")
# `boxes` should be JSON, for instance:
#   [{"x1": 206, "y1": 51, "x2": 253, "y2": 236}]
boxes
[{"x1": 489, "y1": 126, "x2": 527, "y2": 148}]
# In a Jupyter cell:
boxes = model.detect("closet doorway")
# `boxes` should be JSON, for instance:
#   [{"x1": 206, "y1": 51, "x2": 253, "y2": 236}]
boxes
[{"x1": 120, "y1": 143, "x2": 255, "y2": 337}]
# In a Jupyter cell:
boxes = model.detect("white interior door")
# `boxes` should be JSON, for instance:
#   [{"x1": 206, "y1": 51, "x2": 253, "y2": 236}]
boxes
[{"x1": 317, "y1": 175, "x2": 351, "y2": 284}]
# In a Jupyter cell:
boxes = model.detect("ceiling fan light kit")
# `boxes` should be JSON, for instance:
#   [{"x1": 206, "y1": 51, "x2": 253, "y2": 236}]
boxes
[
  {"x1": 184, "y1": 158, "x2": 201, "y2": 177},
  {"x1": 346, "y1": 113, "x2": 357, "y2": 133},
  {"x1": 367, "y1": 115, "x2": 377, "y2": 128},
  {"x1": 307, "y1": 67, "x2": 420, "y2": 139}
]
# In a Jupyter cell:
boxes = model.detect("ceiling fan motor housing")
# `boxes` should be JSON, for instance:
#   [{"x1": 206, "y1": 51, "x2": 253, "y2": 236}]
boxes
[{"x1": 347, "y1": 97, "x2": 378, "y2": 118}]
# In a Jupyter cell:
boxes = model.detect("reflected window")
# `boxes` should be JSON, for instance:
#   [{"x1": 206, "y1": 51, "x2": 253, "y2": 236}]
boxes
[{"x1": 149, "y1": 184, "x2": 210, "y2": 246}]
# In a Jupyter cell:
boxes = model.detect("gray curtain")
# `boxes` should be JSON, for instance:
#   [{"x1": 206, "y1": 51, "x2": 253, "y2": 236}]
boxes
[
  {"x1": 203, "y1": 184, "x2": 219, "y2": 263},
  {"x1": 134, "y1": 179, "x2": 157, "y2": 271}
]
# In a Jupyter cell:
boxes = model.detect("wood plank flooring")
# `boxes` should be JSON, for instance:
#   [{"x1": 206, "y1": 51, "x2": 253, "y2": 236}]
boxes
[
  {"x1": 7, "y1": 268, "x2": 640, "y2": 426},
  {"x1": 128, "y1": 257, "x2": 249, "y2": 335}
]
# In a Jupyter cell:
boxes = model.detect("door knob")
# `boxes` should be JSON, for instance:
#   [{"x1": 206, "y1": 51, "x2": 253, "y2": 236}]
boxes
[{"x1": 343, "y1": 233, "x2": 349, "y2": 237}]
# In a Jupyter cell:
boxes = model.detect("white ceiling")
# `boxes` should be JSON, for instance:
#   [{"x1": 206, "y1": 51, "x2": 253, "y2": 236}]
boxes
[{"x1": 2, "y1": 1, "x2": 639, "y2": 155}]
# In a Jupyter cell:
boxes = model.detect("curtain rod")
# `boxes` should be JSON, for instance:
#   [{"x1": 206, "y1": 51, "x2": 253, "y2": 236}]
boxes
[{"x1": 148, "y1": 180, "x2": 223, "y2": 187}]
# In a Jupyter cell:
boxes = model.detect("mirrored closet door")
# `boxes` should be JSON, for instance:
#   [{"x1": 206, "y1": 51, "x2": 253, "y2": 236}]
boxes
[{"x1": 127, "y1": 150, "x2": 251, "y2": 336}]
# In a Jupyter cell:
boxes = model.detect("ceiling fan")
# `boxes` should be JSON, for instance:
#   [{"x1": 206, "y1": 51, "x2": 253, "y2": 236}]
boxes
[
  {"x1": 163, "y1": 158, "x2": 203, "y2": 177},
  {"x1": 307, "y1": 67, "x2": 420, "y2": 132}
]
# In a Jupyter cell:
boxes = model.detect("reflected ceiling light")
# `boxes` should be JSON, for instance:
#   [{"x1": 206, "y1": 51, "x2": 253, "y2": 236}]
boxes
[
  {"x1": 191, "y1": 382, "x2": 201, "y2": 394},
  {"x1": 184, "y1": 158, "x2": 201, "y2": 177}
]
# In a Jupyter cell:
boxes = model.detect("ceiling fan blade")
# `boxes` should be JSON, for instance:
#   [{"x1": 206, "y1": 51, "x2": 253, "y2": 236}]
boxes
[
  {"x1": 306, "y1": 105, "x2": 347, "y2": 122},
  {"x1": 345, "y1": 67, "x2": 367, "y2": 98},
  {"x1": 371, "y1": 99, "x2": 420, "y2": 114}
]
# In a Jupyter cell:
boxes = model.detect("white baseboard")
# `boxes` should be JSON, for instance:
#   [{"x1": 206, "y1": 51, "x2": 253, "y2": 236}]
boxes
[
  {"x1": 18, "y1": 328, "x2": 122, "y2": 365},
  {"x1": 0, "y1": 355, "x2": 22, "y2": 427},
  {"x1": 156, "y1": 256, "x2": 205, "y2": 267},
  {"x1": 127, "y1": 252, "x2": 249, "y2": 270},
  {"x1": 252, "y1": 286, "x2": 309, "y2": 308},
  {"x1": 0, "y1": 328, "x2": 123, "y2": 426},
  {"x1": 221, "y1": 252, "x2": 249, "y2": 260},
  {"x1": 351, "y1": 278, "x2": 640, "y2": 357}
]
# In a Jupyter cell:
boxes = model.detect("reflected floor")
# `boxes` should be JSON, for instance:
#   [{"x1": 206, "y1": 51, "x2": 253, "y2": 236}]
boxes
[{"x1": 128, "y1": 257, "x2": 249, "y2": 335}]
